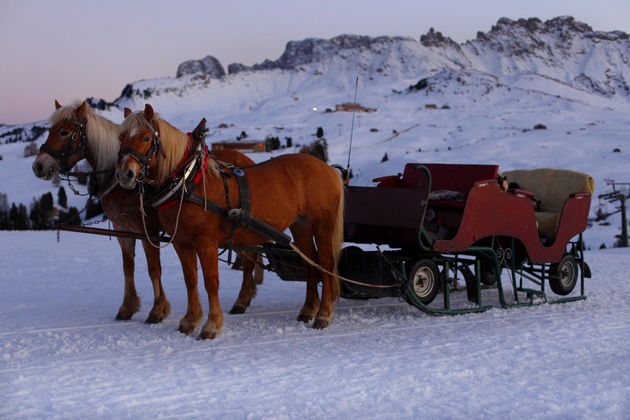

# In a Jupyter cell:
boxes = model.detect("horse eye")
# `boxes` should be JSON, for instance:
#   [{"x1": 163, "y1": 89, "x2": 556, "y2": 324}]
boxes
[
  {"x1": 143, "y1": 137, "x2": 150, "y2": 143},
  {"x1": 60, "y1": 129, "x2": 69, "y2": 136}
]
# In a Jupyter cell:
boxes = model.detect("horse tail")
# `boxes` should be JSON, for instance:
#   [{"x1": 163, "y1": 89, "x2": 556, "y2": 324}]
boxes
[{"x1": 330, "y1": 169, "x2": 345, "y2": 301}]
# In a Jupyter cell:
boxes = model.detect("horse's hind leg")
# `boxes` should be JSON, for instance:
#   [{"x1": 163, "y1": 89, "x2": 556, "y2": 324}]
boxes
[
  {"x1": 141, "y1": 240, "x2": 171, "y2": 324},
  {"x1": 173, "y1": 243, "x2": 204, "y2": 334},
  {"x1": 312, "y1": 232, "x2": 336, "y2": 329},
  {"x1": 197, "y1": 241, "x2": 223, "y2": 340},
  {"x1": 290, "y1": 224, "x2": 320, "y2": 323},
  {"x1": 229, "y1": 251, "x2": 260, "y2": 314},
  {"x1": 313, "y1": 221, "x2": 339, "y2": 328},
  {"x1": 115, "y1": 237, "x2": 141, "y2": 321}
]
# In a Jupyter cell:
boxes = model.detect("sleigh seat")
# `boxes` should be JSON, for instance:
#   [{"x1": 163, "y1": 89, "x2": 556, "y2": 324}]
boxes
[{"x1": 502, "y1": 168, "x2": 595, "y2": 241}]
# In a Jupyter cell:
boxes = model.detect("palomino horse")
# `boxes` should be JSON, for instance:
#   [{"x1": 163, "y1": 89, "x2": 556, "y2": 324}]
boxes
[
  {"x1": 116, "y1": 104, "x2": 344, "y2": 339},
  {"x1": 33, "y1": 100, "x2": 263, "y2": 322}
]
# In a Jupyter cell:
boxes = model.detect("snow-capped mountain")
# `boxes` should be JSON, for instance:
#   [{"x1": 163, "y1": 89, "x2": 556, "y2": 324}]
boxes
[{"x1": 1, "y1": 16, "x2": 629, "y2": 248}]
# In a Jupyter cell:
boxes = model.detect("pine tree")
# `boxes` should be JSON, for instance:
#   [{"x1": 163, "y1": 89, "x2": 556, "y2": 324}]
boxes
[
  {"x1": 17, "y1": 204, "x2": 29, "y2": 230},
  {"x1": 58, "y1": 186, "x2": 68, "y2": 208}
]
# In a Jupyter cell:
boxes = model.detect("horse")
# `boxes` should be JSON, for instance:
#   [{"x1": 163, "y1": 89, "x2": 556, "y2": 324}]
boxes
[
  {"x1": 116, "y1": 104, "x2": 344, "y2": 339},
  {"x1": 32, "y1": 100, "x2": 263, "y2": 323}
]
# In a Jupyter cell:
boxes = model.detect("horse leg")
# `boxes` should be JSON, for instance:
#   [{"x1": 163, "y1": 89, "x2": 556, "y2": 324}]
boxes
[
  {"x1": 229, "y1": 251, "x2": 259, "y2": 314},
  {"x1": 197, "y1": 242, "x2": 223, "y2": 340},
  {"x1": 141, "y1": 240, "x2": 171, "y2": 324},
  {"x1": 254, "y1": 254, "x2": 264, "y2": 285},
  {"x1": 115, "y1": 237, "x2": 140, "y2": 321},
  {"x1": 290, "y1": 224, "x2": 321, "y2": 323},
  {"x1": 173, "y1": 243, "x2": 204, "y2": 334},
  {"x1": 312, "y1": 229, "x2": 340, "y2": 329}
]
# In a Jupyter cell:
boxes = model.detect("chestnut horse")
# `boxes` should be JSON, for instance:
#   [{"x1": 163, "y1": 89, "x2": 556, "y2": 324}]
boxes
[
  {"x1": 33, "y1": 100, "x2": 263, "y2": 323},
  {"x1": 116, "y1": 104, "x2": 344, "y2": 339}
]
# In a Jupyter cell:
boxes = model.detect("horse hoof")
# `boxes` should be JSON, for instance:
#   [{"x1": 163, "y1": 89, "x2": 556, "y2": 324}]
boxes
[
  {"x1": 197, "y1": 331, "x2": 217, "y2": 340},
  {"x1": 115, "y1": 312, "x2": 132, "y2": 321},
  {"x1": 229, "y1": 305, "x2": 246, "y2": 315},
  {"x1": 144, "y1": 314, "x2": 164, "y2": 324},
  {"x1": 312, "y1": 319, "x2": 329, "y2": 329},
  {"x1": 177, "y1": 325, "x2": 195, "y2": 335},
  {"x1": 297, "y1": 314, "x2": 312, "y2": 323}
]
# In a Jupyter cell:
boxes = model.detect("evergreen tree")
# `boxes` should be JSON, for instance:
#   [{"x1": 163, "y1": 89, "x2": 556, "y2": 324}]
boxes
[
  {"x1": 8, "y1": 203, "x2": 18, "y2": 229},
  {"x1": 66, "y1": 206, "x2": 81, "y2": 225},
  {"x1": 58, "y1": 186, "x2": 68, "y2": 208},
  {"x1": 29, "y1": 199, "x2": 41, "y2": 229},
  {"x1": 16, "y1": 204, "x2": 29, "y2": 230},
  {"x1": 41, "y1": 192, "x2": 54, "y2": 212},
  {"x1": 0, "y1": 193, "x2": 8, "y2": 229}
]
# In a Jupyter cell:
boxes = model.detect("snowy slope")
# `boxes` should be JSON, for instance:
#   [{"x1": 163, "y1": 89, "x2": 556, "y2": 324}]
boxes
[{"x1": 1, "y1": 231, "x2": 629, "y2": 418}]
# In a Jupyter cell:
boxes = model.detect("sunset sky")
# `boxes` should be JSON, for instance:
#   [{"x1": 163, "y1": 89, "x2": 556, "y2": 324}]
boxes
[{"x1": 1, "y1": 0, "x2": 628, "y2": 125}]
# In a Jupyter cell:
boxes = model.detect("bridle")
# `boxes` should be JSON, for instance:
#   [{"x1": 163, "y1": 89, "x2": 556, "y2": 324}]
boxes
[
  {"x1": 39, "y1": 118, "x2": 88, "y2": 173},
  {"x1": 117, "y1": 119, "x2": 165, "y2": 182}
]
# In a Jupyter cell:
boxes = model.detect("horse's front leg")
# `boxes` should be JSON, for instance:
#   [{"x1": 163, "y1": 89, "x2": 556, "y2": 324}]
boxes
[
  {"x1": 197, "y1": 242, "x2": 223, "y2": 340},
  {"x1": 115, "y1": 237, "x2": 141, "y2": 321},
  {"x1": 141, "y1": 241, "x2": 171, "y2": 324},
  {"x1": 173, "y1": 242, "x2": 204, "y2": 334}
]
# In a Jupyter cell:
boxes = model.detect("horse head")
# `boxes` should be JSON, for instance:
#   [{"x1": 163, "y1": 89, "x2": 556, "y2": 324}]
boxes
[
  {"x1": 32, "y1": 100, "x2": 90, "y2": 179},
  {"x1": 116, "y1": 104, "x2": 163, "y2": 190}
]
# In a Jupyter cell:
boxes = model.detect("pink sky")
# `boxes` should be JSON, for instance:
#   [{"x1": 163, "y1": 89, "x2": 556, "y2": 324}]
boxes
[{"x1": 1, "y1": 0, "x2": 629, "y2": 125}]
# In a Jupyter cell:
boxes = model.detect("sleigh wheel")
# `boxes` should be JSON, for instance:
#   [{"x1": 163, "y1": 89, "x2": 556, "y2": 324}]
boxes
[
  {"x1": 549, "y1": 254, "x2": 578, "y2": 296},
  {"x1": 407, "y1": 259, "x2": 439, "y2": 305}
]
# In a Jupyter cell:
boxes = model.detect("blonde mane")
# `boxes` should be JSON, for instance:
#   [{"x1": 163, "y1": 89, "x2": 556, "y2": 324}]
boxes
[{"x1": 49, "y1": 101, "x2": 120, "y2": 170}]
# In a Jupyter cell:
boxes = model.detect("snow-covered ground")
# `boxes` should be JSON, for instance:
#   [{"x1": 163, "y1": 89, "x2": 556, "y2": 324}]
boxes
[{"x1": 1, "y1": 230, "x2": 628, "y2": 418}]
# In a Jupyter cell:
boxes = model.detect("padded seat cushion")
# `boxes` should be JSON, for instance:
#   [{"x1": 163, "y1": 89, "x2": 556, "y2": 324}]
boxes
[
  {"x1": 534, "y1": 211, "x2": 561, "y2": 239},
  {"x1": 502, "y1": 168, "x2": 595, "y2": 239}
]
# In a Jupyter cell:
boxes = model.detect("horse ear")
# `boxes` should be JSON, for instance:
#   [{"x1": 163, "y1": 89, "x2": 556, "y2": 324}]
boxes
[
  {"x1": 124, "y1": 107, "x2": 132, "y2": 118},
  {"x1": 191, "y1": 118, "x2": 208, "y2": 149},
  {"x1": 76, "y1": 100, "x2": 88, "y2": 120},
  {"x1": 54, "y1": 99, "x2": 62, "y2": 110},
  {"x1": 144, "y1": 104, "x2": 154, "y2": 122}
]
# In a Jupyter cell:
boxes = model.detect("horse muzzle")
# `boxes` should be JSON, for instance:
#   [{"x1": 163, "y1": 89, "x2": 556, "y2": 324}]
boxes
[
  {"x1": 32, "y1": 154, "x2": 58, "y2": 180},
  {"x1": 116, "y1": 165, "x2": 138, "y2": 190}
]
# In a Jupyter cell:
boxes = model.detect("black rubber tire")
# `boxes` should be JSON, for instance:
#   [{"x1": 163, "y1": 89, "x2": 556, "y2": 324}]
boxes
[
  {"x1": 407, "y1": 259, "x2": 439, "y2": 305},
  {"x1": 549, "y1": 254, "x2": 578, "y2": 296}
]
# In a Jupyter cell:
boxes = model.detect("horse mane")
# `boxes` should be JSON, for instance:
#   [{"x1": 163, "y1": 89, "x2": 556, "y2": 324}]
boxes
[
  {"x1": 49, "y1": 100, "x2": 120, "y2": 170},
  {"x1": 121, "y1": 111, "x2": 220, "y2": 182}
]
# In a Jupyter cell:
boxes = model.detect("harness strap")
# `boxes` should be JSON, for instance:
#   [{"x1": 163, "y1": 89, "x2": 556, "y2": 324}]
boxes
[{"x1": 187, "y1": 170, "x2": 291, "y2": 246}]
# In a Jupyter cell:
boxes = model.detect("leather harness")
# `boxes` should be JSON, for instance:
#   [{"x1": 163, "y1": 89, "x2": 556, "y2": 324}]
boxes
[{"x1": 126, "y1": 130, "x2": 291, "y2": 247}]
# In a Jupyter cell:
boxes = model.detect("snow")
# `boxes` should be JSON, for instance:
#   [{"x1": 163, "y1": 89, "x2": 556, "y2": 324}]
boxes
[{"x1": 1, "y1": 230, "x2": 629, "y2": 418}]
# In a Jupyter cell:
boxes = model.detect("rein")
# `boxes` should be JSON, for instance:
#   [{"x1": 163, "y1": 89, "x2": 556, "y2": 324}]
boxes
[{"x1": 40, "y1": 118, "x2": 88, "y2": 172}]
